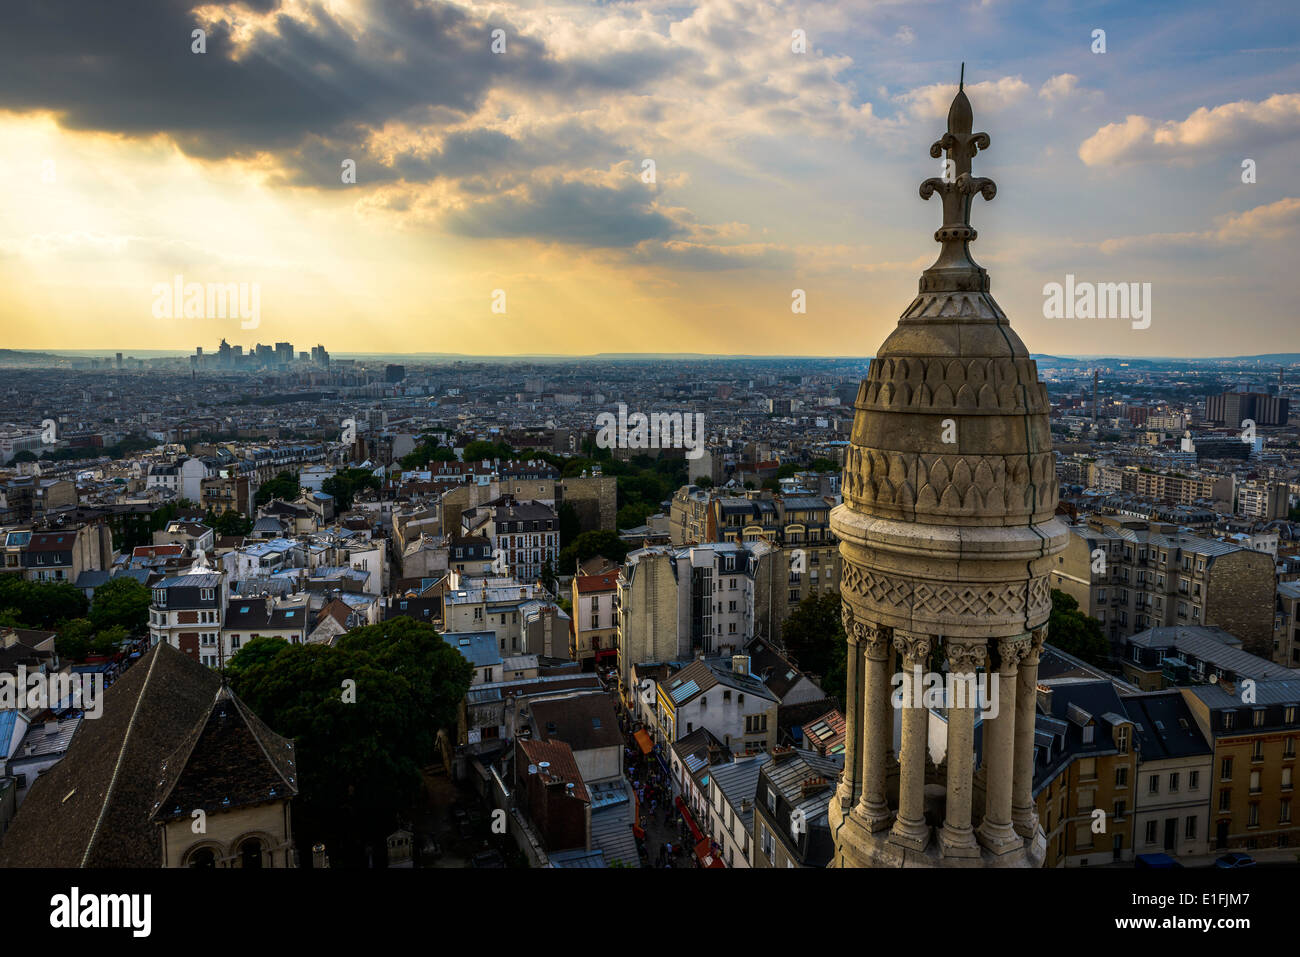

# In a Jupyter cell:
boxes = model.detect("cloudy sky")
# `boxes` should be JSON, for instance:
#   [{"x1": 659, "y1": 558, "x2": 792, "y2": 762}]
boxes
[{"x1": 1, "y1": 0, "x2": 1296, "y2": 357}]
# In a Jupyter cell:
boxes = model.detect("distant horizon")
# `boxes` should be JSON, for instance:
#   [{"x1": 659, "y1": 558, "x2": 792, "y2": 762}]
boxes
[{"x1": 6, "y1": 347, "x2": 1300, "y2": 364}]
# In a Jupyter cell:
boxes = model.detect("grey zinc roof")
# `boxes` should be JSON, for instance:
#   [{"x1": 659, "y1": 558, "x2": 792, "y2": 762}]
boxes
[
  {"x1": 762, "y1": 749, "x2": 844, "y2": 826},
  {"x1": 1129, "y1": 626, "x2": 1294, "y2": 680},
  {"x1": 1185, "y1": 678, "x2": 1300, "y2": 709},
  {"x1": 709, "y1": 753, "x2": 771, "y2": 832}
]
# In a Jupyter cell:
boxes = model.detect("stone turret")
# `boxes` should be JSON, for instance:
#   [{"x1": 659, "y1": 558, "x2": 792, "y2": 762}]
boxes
[{"x1": 829, "y1": 70, "x2": 1069, "y2": 868}]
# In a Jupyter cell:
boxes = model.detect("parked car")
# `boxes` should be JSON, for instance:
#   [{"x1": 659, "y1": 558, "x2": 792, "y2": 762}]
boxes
[
  {"x1": 1214, "y1": 852, "x2": 1256, "y2": 868},
  {"x1": 1135, "y1": 853, "x2": 1184, "y2": 869},
  {"x1": 470, "y1": 849, "x2": 505, "y2": 868}
]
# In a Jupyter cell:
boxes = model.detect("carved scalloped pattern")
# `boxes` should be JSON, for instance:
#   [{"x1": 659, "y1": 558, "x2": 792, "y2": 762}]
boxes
[
  {"x1": 858, "y1": 356, "x2": 1049, "y2": 415},
  {"x1": 842, "y1": 447, "x2": 1057, "y2": 517},
  {"x1": 842, "y1": 565, "x2": 1051, "y2": 620},
  {"x1": 900, "y1": 292, "x2": 1005, "y2": 321}
]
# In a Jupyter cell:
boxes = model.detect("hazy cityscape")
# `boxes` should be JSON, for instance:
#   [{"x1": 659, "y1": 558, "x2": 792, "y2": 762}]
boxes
[{"x1": 3, "y1": 0, "x2": 1295, "y2": 941}]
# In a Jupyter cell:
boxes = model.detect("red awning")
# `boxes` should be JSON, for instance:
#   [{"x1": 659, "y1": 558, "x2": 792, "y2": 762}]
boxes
[{"x1": 634, "y1": 729, "x2": 653, "y2": 755}]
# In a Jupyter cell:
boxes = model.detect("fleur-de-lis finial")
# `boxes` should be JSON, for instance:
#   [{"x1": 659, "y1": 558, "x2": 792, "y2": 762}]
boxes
[{"x1": 917, "y1": 66, "x2": 997, "y2": 292}]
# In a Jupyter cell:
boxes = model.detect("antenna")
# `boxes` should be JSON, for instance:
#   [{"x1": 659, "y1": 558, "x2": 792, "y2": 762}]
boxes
[{"x1": 960, "y1": 62, "x2": 965, "y2": 91}]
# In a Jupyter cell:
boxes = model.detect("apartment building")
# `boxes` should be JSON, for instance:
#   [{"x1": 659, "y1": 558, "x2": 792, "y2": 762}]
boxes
[
  {"x1": 570, "y1": 570, "x2": 618, "y2": 671},
  {"x1": 1124, "y1": 691, "x2": 1213, "y2": 860},
  {"x1": 615, "y1": 541, "x2": 780, "y2": 701},
  {"x1": 1238, "y1": 480, "x2": 1289, "y2": 521},
  {"x1": 650, "y1": 656, "x2": 779, "y2": 757},
  {"x1": 1031, "y1": 680, "x2": 1139, "y2": 867},
  {"x1": 1092, "y1": 465, "x2": 1233, "y2": 506},
  {"x1": 149, "y1": 573, "x2": 227, "y2": 666},
  {"x1": 751, "y1": 746, "x2": 843, "y2": 868},
  {"x1": 1049, "y1": 517, "x2": 1277, "y2": 656},
  {"x1": 19, "y1": 525, "x2": 113, "y2": 584},
  {"x1": 1274, "y1": 581, "x2": 1300, "y2": 667},
  {"x1": 1120, "y1": 625, "x2": 1294, "y2": 692},
  {"x1": 705, "y1": 752, "x2": 770, "y2": 867},
  {"x1": 460, "y1": 496, "x2": 558, "y2": 583},
  {"x1": 1181, "y1": 679, "x2": 1300, "y2": 853}
]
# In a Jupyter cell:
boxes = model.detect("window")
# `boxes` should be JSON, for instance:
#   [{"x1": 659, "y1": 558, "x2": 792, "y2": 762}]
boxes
[
  {"x1": 1185, "y1": 816, "x2": 1197, "y2": 839},
  {"x1": 1248, "y1": 803, "x2": 1259, "y2": 828},
  {"x1": 1253, "y1": 709, "x2": 1266, "y2": 728},
  {"x1": 1169, "y1": 772, "x2": 1179, "y2": 793},
  {"x1": 1115, "y1": 767, "x2": 1128, "y2": 787},
  {"x1": 1189, "y1": 770, "x2": 1199, "y2": 790},
  {"x1": 1250, "y1": 770, "x2": 1261, "y2": 794},
  {"x1": 1221, "y1": 757, "x2": 1233, "y2": 780},
  {"x1": 1284, "y1": 767, "x2": 1293, "y2": 790},
  {"x1": 1113, "y1": 799, "x2": 1126, "y2": 821},
  {"x1": 1219, "y1": 789, "x2": 1231, "y2": 812},
  {"x1": 1252, "y1": 740, "x2": 1264, "y2": 762},
  {"x1": 1145, "y1": 821, "x2": 1157, "y2": 845},
  {"x1": 1282, "y1": 799, "x2": 1292, "y2": 824},
  {"x1": 1148, "y1": 775, "x2": 1159, "y2": 795},
  {"x1": 766, "y1": 787, "x2": 776, "y2": 813},
  {"x1": 746, "y1": 713, "x2": 767, "y2": 734}
]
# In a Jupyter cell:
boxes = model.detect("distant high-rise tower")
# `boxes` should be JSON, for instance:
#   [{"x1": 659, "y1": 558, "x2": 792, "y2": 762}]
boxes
[
  {"x1": 1092, "y1": 368, "x2": 1099, "y2": 426},
  {"x1": 830, "y1": 74, "x2": 1068, "y2": 868}
]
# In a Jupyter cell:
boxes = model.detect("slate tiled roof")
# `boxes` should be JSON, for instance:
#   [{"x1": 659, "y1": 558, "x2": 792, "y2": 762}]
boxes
[{"x1": 0, "y1": 642, "x2": 295, "y2": 868}]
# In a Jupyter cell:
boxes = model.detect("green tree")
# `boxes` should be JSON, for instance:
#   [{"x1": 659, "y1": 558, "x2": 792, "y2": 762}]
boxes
[
  {"x1": 89, "y1": 576, "x2": 151, "y2": 634},
  {"x1": 54, "y1": 618, "x2": 95, "y2": 660},
  {"x1": 322, "y1": 468, "x2": 381, "y2": 511},
  {"x1": 228, "y1": 618, "x2": 472, "y2": 867},
  {"x1": 779, "y1": 590, "x2": 846, "y2": 701},
  {"x1": 0, "y1": 578, "x2": 87, "y2": 629},
  {"x1": 91, "y1": 624, "x2": 129, "y2": 656},
  {"x1": 207, "y1": 509, "x2": 253, "y2": 537},
  {"x1": 462, "y1": 439, "x2": 514, "y2": 462},
  {"x1": 558, "y1": 530, "x2": 629, "y2": 574},
  {"x1": 695, "y1": 476, "x2": 713, "y2": 489},
  {"x1": 616, "y1": 502, "x2": 654, "y2": 530},
  {"x1": 1047, "y1": 589, "x2": 1111, "y2": 667},
  {"x1": 256, "y1": 470, "x2": 300, "y2": 506}
]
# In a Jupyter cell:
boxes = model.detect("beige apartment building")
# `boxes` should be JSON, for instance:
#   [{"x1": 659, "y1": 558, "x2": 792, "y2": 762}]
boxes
[
  {"x1": 1093, "y1": 465, "x2": 1233, "y2": 506},
  {"x1": 1049, "y1": 516, "x2": 1277, "y2": 656}
]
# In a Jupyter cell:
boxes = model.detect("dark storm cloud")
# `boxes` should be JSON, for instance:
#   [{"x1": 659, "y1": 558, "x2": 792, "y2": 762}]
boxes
[
  {"x1": 442, "y1": 178, "x2": 685, "y2": 247},
  {"x1": 0, "y1": 0, "x2": 666, "y2": 166}
]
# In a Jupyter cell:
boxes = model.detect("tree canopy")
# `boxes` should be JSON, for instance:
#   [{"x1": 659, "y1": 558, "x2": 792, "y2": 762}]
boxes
[
  {"x1": 0, "y1": 577, "x2": 87, "y2": 629},
  {"x1": 89, "y1": 576, "x2": 151, "y2": 634},
  {"x1": 226, "y1": 618, "x2": 472, "y2": 867},
  {"x1": 779, "y1": 590, "x2": 846, "y2": 703},
  {"x1": 1047, "y1": 589, "x2": 1111, "y2": 667}
]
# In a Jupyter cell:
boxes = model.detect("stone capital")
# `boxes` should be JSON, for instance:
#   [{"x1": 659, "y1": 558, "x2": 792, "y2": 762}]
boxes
[
  {"x1": 892, "y1": 631, "x2": 932, "y2": 664},
  {"x1": 944, "y1": 637, "x2": 988, "y2": 675},
  {"x1": 994, "y1": 635, "x2": 1031, "y2": 672},
  {"x1": 1020, "y1": 627, "x2": 1047, "y2": 667}
]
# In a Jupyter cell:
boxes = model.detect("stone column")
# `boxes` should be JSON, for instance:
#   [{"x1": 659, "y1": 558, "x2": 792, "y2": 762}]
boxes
[
  {"x1": 854, "y1": 624, "x2": 894, "y2": 831},
  {"x1": 976, "y1": 634, "x2": 1028, "y2": 856},
  {"x1": 889, "y1": 631, "x2": 932, "y2": 851},
  {"x1": 837, "y1": 606, "x2": 863, "y2": 812},
  {"x1": 1012, "y1": 627, "x2": 1047, "y2": 839},
  {"x1": 939, "y1": 637, "x2": 986, "y2": 859}
]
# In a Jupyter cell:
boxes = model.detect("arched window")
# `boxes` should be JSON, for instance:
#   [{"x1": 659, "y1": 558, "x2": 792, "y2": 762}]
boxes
[
  {"x1": 187, "y1": 847, "x2": 216, "y2": 868},
  {"x1": 239, "y1": 838, "x2": 264, "y2": 868}
]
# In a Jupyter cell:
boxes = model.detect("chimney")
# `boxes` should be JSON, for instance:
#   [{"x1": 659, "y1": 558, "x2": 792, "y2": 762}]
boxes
[
  {"x1": 800, "y1": 776, "x2": 830, "y2": 799},
  {"x1": 772, "y1": 745, "x2": 796, "y2": 763},
  {"x1": 732, "y1": 654, "x2": 749, "y2": 676}
]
